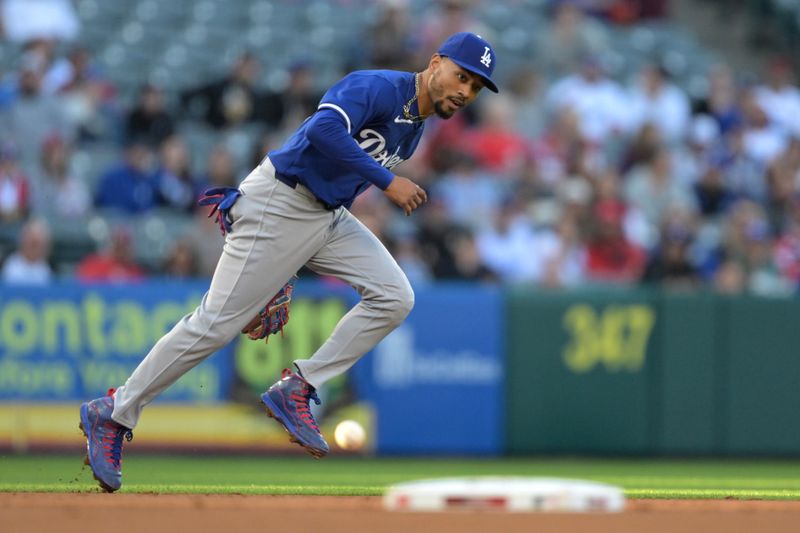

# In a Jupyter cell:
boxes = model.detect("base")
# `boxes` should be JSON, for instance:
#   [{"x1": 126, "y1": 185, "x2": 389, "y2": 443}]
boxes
[{"x1": 384, "y1": 477, "x2": 625, "y2": 513}]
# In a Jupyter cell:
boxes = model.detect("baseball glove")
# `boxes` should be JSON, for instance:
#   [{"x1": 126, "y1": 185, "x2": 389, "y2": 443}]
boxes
[{"x1": 241, "y1": 278, "x2": 296, "y2": 343}]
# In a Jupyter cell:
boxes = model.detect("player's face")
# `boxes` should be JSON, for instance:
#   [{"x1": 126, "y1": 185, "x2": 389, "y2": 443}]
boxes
[{"x1": 429, "y1": 56, "x2": 484, "y2": 119}]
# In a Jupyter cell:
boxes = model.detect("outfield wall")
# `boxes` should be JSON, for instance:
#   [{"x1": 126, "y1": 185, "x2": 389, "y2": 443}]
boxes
[
  {"x1": 0, "y1": 282, "x2": 797, "y2": 455},
  {"x1": 0, "y1": 281, "x2": 505, "y2": 454},
  {"x1": 506, "y1": 288, "x2": 800, "y2": 456}
]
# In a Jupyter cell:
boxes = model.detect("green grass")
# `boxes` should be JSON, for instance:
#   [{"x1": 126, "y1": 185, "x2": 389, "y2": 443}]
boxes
[{"x1": 2, "y1": 455, "x2": 800, "y2": 499}]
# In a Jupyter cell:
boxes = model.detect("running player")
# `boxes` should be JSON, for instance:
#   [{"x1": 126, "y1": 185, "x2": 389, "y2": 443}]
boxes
[{"x1": 79, "y1": 32, "x2": 498, "y2": 491}]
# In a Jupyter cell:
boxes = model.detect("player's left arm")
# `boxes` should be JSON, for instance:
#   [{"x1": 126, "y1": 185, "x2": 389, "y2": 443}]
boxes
[
  {"x1": 306, "y1": 113, "x2": 426, "y2": 214},
  {"x1": 307, "y1": 74, "x2": 427, "y2": 213},
  {"x1": 305, "y1": 109, "x2": 395, "y2": 190}
]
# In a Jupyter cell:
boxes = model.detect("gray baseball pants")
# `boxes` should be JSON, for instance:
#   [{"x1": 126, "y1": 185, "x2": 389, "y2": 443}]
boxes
[{"x1": 111, "y1": 159, "x2": 413, "y2": 429}]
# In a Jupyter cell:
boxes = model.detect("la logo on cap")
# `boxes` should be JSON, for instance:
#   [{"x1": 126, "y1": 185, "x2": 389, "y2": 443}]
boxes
[
  {"x1": 480, "y1": 46, "x2": 492, "y2": 68},
  {"x1": 436, "y1": 32, "x2": 499, "y2": 92}
]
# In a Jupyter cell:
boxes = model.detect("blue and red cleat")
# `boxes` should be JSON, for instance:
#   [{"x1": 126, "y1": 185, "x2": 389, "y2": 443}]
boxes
[
  {"x1": 79, "y1": 389, "x2": 133, "y2": 492},
  {"x1": 261, "y1": 369, "x2": 329, "y2": 458}
]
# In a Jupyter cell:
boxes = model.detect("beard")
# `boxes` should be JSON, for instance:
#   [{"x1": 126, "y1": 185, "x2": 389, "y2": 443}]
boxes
[{"x1": 433, "y1": 100, "x2": 454, "y2": 119}]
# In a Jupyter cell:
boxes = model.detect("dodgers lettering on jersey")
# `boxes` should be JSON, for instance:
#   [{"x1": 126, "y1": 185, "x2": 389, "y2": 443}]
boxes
[{"x1": 268, "y1": 70, "x2": 425, "y2": 209}]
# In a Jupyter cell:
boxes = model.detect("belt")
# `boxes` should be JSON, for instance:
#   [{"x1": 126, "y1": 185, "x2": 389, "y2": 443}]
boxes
[{"x1": 274, "y1": 172, "x2": 337, "y2": 211}]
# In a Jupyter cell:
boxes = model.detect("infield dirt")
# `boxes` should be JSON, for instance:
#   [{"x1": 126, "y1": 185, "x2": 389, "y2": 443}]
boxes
[{"x1": 3, "y1": 493, "x2": 800, "y2": 533}]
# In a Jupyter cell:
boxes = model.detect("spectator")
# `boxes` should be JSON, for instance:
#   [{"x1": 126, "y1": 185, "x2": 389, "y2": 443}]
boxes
[
  {"x1": 514, "y1": 155, "x2": 554, "y2": 207},
  {"x1": 0, "y1": 0, "x2": 80, "y2": 44},
  {"x1": 417, "y1": 108, "x2": 473, "y2": 173},
  {"x1": 466, "y1": 94, "x2": 532, "y2": 176},
  {"x1": 723, "y1": 126, "x2": 770, "y2": 202},
  {"x1": 714, "y1": 96, "x2": 787, "y2": 205},
  {"x1": 672, "y1": 114, "x2": 723, "y2": 188},
  {"x1": 553, "y1": 174, "x2": 593, "y2": 228},
  {"x1": 21, "y1": 39, "x2": 70, "y2": 96},
  {"x1": 641, "y1": 212, "x2": 700, "y2": 289},
  {"x1": 530, "y1": 107, "x2": 584, "y2": 188},
  {"x1": 154, "y1": 135, "x2": 196, "y2": 213},
  {"x1": 1, "y1": 218, "x2": 52, "y2": 284},
  {"x1": 125, "y1": 84, "x2": 175, "y2": 148},
  {"x1": 30, "y1": 134, "x2": 90, "y2": 218},
  {"x1": 162, "y1": 239, "x2": 199, "y2": 279},
  {"x1": 620, "y1": 122, "x2": 662, "y2": 175},
  {"x1": 180, "y1": 52, "x2": 267, "y2": 130},
  {"x1": 76, "y1": 226, "x2": 145, "y2": 282},
  {"x1": 738, "y1": 91, "x2": 788, "y2": 169},
  {"x1": 3, "y1": 52, "x2": 71, "y2": 163},
  {"x1": 590, "y1": 167, "x2": 649, "y2": 247},
  {"x1": 627, "y1": 64, "x2": 691, "y2": 145},
  {"x1": 753, "y1": 57, "x2": 800, "y2": 138},
  {"x1": 693, "y1": 163, "x2": 736, "y2": 219},
  {"x1": 506, "y1": 68, "x2": 548, "y2": 141},
  {"x1": 0, "y1": 141, "x2": 30, "y2": 222},
  {"x1": 694, "y1": 64, "x2": 740, "y2": 135},
  {"x1": 703, "y1": 199, "x2": 765, "y2": 278},
  {"x1": 416, "y1": 198, "x2": 466, "y2": 279},
  {"x1": 448, "y1": 229, "x2": 497, "y2": 282},
  {"x1": 433, "y1": 152, "x2": 506, "y2": 229},
  {"x1": 54, "y1": 46, "x2": 119, "y2": 141},
  {"x1": 740, "y1": 218, "x2": 793, "y2": 296},
  {"x1": 198, "y1": 144, "x2": 241, "y2": 210},
  {"x1": 476, "y1": 199, "x2": 542, "y2": 282},
  {"x1": 624, "y1": 145, "x2": 697, "y2": 248},
  {"x1": 535, "y1": 0, "x2": 611, "y2": 79},
  {"x1": 537, "y1": 212, "x2": 587, "y2": 288},
  {"x1": 94, "y1": 139, "x2": 159, "y2": 214},
  {"x1": 765, "y1": 136, "x2": 800, "y2": 230},
  {"x1": 545, "y1": 56, "x2": 630, "y2": 144},
  {"x1": 713, "y1": 258, "x2": 746, "y2": 294},
  {"x1": 274, "y1": 61, "x2": 324, "y2": 136},
  {"x1": 584, "y1": 199, "x2": 647, "y2": 283},
  {"x1": 363, "y1": 0, "x2": 419, "y2": 71}
]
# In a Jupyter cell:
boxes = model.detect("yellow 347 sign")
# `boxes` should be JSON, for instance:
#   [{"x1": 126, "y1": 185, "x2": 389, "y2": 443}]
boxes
[{"x1": 562, "y1": 304, "x2": 656, "y2": 373}]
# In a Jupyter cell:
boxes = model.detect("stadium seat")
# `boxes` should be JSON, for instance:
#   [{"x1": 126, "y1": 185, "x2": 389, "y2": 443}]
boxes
[{"x1": 46, "y1": 213, "x2": 98, "y2": 270}]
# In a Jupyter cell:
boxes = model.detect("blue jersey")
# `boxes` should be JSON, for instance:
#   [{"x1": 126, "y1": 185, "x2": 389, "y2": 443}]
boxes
[{"x1": 268, "y1": 70, "x2": 425, "y2": 209}]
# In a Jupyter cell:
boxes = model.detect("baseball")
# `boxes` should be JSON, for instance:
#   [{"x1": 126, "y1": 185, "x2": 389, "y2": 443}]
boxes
[{"x1": 334, "y1": 420, "x2": 366, "y2": 450}]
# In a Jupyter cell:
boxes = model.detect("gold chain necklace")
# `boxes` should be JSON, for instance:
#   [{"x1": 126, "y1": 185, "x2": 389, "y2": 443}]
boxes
[{"x1": 402, "y1": 72, "x2": 427, "y2": 122}]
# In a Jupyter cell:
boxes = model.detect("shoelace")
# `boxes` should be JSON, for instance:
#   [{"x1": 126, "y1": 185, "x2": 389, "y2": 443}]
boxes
[
  {"x1": 281, "y1": 369, "x2": 322, "y2": 432},
  {"x1": 102, "y1": 423, "x2": 133, "y2": 468},
  {"x1": 290, "y1": 389, "x2": 321, "y2": 431}
]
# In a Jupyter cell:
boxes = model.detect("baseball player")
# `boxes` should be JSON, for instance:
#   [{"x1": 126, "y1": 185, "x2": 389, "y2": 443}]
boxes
[{"x1": 79, "y1": 32, "x2": 498, "y2": 492}]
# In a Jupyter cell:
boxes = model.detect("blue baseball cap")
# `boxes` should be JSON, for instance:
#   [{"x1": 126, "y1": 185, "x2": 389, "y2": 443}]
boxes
[{"x1": 437, "y1": 32, "x2": 499, "y2": 93}]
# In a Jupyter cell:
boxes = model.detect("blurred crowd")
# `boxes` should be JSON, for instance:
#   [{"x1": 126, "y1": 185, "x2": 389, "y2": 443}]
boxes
[{"x1": 2, "y1": 0, "x2": 800, "y2": 297}]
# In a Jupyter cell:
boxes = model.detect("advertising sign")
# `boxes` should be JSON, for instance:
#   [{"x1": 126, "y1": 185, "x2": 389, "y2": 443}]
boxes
[
  {"x1": 363, "y1": 285, "x2": 505, "y2": 455},
  {"x1": 0, "y1": 282, "x2": 231, "y2": 402}
]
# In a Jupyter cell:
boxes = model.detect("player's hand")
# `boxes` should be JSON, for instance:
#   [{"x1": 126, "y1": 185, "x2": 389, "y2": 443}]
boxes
[{"x1": 384, "y1": 176, "x2": 427, "y2": 216}]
